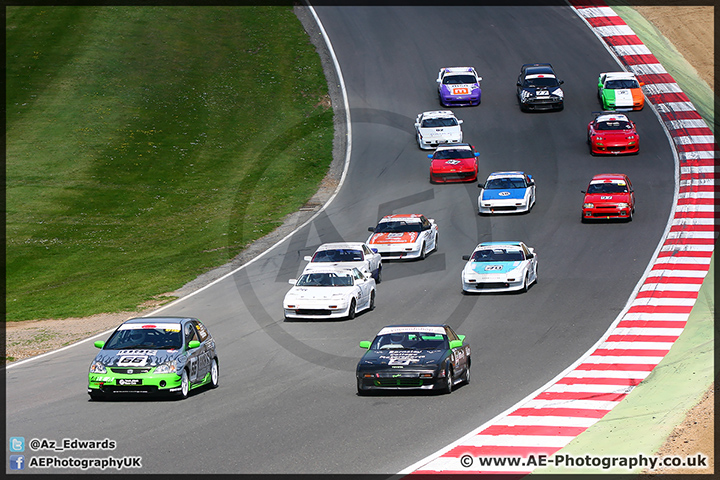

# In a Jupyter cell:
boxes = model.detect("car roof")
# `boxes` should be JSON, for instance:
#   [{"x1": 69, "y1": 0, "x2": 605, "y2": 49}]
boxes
[
  {"x1": 595, "y1": 113, "x2": 630, "y2": 122},
  {"x1": 376, "y1": 324, "x2": 449, "y2": 336},
  {"x1": 441, "y1": 67, "x2": 476, "y2": 74},
  {"x1": 522, "y1": 63, "x2": 555, "y2": 75},
  {"x1": 487, "y1": 171, "x2": 526, "y2": 178},
  {"x1": 476, "y1": 241, "x2": 524, "y2": 249},
  {"x1": 419, "y1": 110, "x2": 457, "y2": 118},
  {"x1": 123, "y1": 316, "x2": 192, "y2": 325},
  {"x1": 379, "y1": 214, "x2": 424, "y2": 222},
  {"x1": 315, "y1": 242, "x2": 366, "y2": 251},
  {"x1": 589, "y1": 173, "x2": 629, "y2": 183},
  {"x1": 603, "y1": 72, "x2": 637, "y2": 81}
]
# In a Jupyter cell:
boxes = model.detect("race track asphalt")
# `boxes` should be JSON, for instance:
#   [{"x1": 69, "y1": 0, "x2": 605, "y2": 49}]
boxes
[{"x1": 5, "y1": 5, "x2": 676, "y2": 474}]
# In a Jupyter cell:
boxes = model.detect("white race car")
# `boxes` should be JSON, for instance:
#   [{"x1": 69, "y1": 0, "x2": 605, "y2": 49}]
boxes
[
  {"x1": 367, "y1": 214, "x2": 438, "y2": 260},
  {"x1": 303, "y1": 242, "x2": 382, "y2": 283},
  {"x1": 461, "y1": 241, "x2": 538, "y2": 293},
  {"x1": 478, "y1": 171, "x2": 536, "y2": 214},
  {"x1": 414, "y1": 110, "x2": 463, "y2": 150},
  {"x1": 284, "y1": 267, "x2": 376, "y2": 320}
]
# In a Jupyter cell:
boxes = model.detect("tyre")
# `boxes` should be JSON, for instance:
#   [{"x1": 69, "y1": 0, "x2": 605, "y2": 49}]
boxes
[
  {"x1": 419, "y1": 242, "x2": 426, "y2": 260},
  {"x1": 442, "y1": 366, "x2": 453, "y2": 394},
  {"x1": 357, "y1": 378, "x2": 368, "y2": 396},
  {"x1": 375, "y1": 267, "x2": 382, "y2": 284},
  {"x1": 210, "y1": 358, "x2": 219, "y2": 389},
  {"x1": 88, "y1": 391, "x2": 105, "y2": 401},
  {"x1": 462, "y1": 362, "x2": 471, "y2": 385},
  {"x1": 627, "y1": 209, "x2": 633, "y2": 222},
  {"x1": 347, "y1": 298, "x2": 357, "y2": 320},
  {"x1": 522, "y1": 273, "x2": 530, "y2": 293},
  {"x1": 177, "y1": 369, "x2": 190, "y2": 400},
  {"x1": 432, "y1": 234, "x2": 438, "y2": 253},
  {"x1": 368, "y1": 290, "x2": 375, "y2": 311}
]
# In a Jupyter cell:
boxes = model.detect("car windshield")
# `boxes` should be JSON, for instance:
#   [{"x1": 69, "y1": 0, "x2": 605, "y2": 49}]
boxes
[
  {"x1": 587, "y1": 183, "x2": 628, "y2": 194},
  {"x1": 371, "y1": 332, "x2": 448, "y2": 350},
  {"x1": 104, "y1": 326, "x2": 183, "y2": 350},
  {"x1": 605, "y1": 79, "x2": 639, "y2": 89},
  {"x1": 443, "y1": 74, "x2": 476, "y2": 85},
  {"x1": 596, "y1": 121, "x2": 632, "y2": 131},
  {"x1": 433, "y1": 148, "x2": 472, "y2": 160},
  {"x1": 421, "y1": 117, "x2": 458, "y2": 128},
  {"x1": 373, "y1": 221, "x2": 422, "y2": 233},
  {"x1": 312, "y1": 249, "x2": 363, "y2": 262},
  {"x1": 485, "y1": 177, "x2": 527, "y2": 189},
  {"x1": 296, "y1": 272, "x2": 353, "y2": 287},
  {"x1": 523, "y1": 77, "x2": 560, "y2": 88},
  {"x1": 471, "y1": 248, "x2": 525, "y2": 262}
]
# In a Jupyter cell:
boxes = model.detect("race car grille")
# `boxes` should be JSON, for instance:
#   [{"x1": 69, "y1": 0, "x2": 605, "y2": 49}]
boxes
[
  {"x1": 374, "y1": 378, "x2": 424, "y2": 388},
  {"x1": 379, "y1": 251, "x2": 406, "y2": 258},
  {"x1": 474, "y1": 282, "x2": 510, "y2": 289},
  {"x1": 489, "y1": 205, "x2": 519, "y2": 211},
  {"x1": 102, "y1": 386, "x2": 159, "y2": 394},
  {"x1": 295, "y1": 309, "x2": 333, "y2": 316},
  {"x1": 110, "y1": 368, "x2": 151, "y2": 374}
]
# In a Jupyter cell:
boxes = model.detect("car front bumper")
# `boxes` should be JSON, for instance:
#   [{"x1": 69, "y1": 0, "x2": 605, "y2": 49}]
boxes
[
  {"x1": 583, "y1": 206, "x2": 632, "y2": 220},
  {"x1": 478, "y1": 200, "x2": 531, "y2": 214},
  {"x1": 357, "y1": 369, "x2": 446, "y2": 391},
  {"x1": 462, "y1": 277, "x2": 525, "y2": 292},
  {"x1": 440, "y1": 93, "x2": 481, "y2": 106},
  {"x1": 88, "y1": 371, "x2": 184, "y2": 396}
]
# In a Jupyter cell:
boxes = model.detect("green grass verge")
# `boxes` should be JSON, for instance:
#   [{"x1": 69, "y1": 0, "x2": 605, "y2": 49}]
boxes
[{"x1": 6, "y1": 6, "x2": 333, "y2": 321}]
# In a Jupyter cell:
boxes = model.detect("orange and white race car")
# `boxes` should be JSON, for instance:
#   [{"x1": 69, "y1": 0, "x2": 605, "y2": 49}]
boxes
[{"x1": 367, "y1": 214, "x2": 438, "y2": 260}]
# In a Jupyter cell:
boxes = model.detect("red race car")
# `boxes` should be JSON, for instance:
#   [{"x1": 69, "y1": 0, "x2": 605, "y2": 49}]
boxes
[
  {"x1": 428, "y1": 143, "x2": 479, "y2": 183},
  {"x1": 581, "y1": 173, "x2": 635, "y2": 222},
  {"x1": 587, "y1": 112, "x2": 639, "y2": 155}
]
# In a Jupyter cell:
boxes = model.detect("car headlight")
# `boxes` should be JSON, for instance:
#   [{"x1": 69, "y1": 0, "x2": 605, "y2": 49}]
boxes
[
  {"x1": 89, "y1": 361, "x2": 106, "y2": 374},
  {"x1": 616, "y1": 203, "x2": 629, "y2": 208},
  {"x1": 154, "y1": 361, "x2": 178, "y2": 374},
  {"x1": 583, "y1": 203, "x2": 594, "y2": 208},
  {"x1": 594, "y1": 136, "x2": 603, "y2": 141},
  {"x1": 627, "y1": 135, "x2": 635, "y2": 140}
]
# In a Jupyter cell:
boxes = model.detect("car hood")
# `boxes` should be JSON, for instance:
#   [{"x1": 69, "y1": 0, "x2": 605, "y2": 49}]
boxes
[
  {"x1": 465, "y1": 261, "x2": 523, "y2": 275},
  {"x1": 285, "y1": 286, "x2": 354, "y2": 301},
  {"x1": 584, "y1": 192, "x2": 632, "y2": 203},
  {"x1": 358, "y1": 349, "x2": 446, "y2": 367},
  {"x1": 481, "y1": 187, "x2": 528, "y2": 200},
  {"x1": 368, "y1": 232, "x2": 419, "y2": 245},
  {"x1": 418, "y1": 125, "x2": 461, "y2": 137},
  {"x1": 441, "y1": 83, "x2": 478, "y2": 93},
  {"x1": 590, "y1": 130, "x2": 635, "y2": 139},
  {"x1": 94, "y1": 348, "x2": 183, "y2": 368},
  {"x1": 521, "y1": 86, "x2": 563, "y2": 97}
]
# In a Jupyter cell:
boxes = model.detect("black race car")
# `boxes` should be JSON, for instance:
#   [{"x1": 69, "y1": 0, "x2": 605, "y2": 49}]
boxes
[
  {"x1": 356, "y1": 324, "x2": 470, "y2": 395},
  {"x1": 516, "y1": 63, "x2": 564, "y2": 112}
]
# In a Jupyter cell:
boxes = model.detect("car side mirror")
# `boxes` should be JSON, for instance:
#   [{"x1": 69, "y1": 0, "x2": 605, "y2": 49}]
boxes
[
  {"x1": 458, "y1": 119, "x2": 464, "y2": 125},
  {"x1": 526, "y1": 253, "x2": 534, "y2": 259},
  {"x1": 414, "y1": 122, "x2": 421, "y2": 127},
  {"x1": 478, "y1": 76, "x2": 483, "y2": 81},
  {"x1": 436, "y1": 78, "x2": 441, "y2": 84},
  {"x1": 359, "y1": 340, "x2": 371, "y2": 349},
  {"x1": 449, "y1": 340, "x2": 463, "y2": 349},
  {"x1": 427, "y1": 154, "x2": 433, "y2": 159},
  {"x1": 516, "y1": 81, "x2": 521, "y2": 87},
  {"x1": 462, "y1": 255, "x2": 471, "y2": 260},
  {"x1": 303, "y1": 255, "x2": 312, "y2": 262},
  {"x1": 458, "y1": 334, "x2": 466, "y2": 342},
  {"x1": 288, "y1": 279, "x2": 296, "y2": 285},
  {"x1": 639, "y1": 82, "x2": 645, "y2": 86},
  {"x1": 371, "y1": 248, "x2": 378, "y2": 253},
  {"x1": 559, "y1": 80, "x2": 564, "y2": 85},
  {"x1": 94, "y1": 341, "x2": 105, "y2": 349},
  {"x1": 477, "y1": 184, "x2": 483, "y2": 189},
  {"x1": 187, "y1": 340, "x2": 201, "y2": 350},
  {"x1": 581, "y1": 190, "x2": 586, "y2": 194},
  {"x1": 368, "y1": 227, "x2": 375, "y2": 232}
]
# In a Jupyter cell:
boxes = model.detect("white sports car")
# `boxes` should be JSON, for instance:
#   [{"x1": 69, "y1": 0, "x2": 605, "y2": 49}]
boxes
[
  {"x1": 367, "y1": 214, "x2": 438, "y2": 260},
  {"x1": 414, "y1": 110, "x2": 463, "y2": 150},
  {"x1": 478, "y1": 171, "x2": 536, "y2": 214},
  {"x1": 284, "y1": 267, "x2": 376, "y2": 320},
  {"x1": 461, "y1": 241, "x2": 538, "y2": 293},
  {"x1": 303, "y1": 242, "x2": 382, "y2": 283}
]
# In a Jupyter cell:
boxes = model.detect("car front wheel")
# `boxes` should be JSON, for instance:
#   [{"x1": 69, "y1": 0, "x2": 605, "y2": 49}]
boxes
[
  {"x1": 177, "y1": 369, "x2": 190, "y2": 400},
  {"x1": 347, "y1": 298, "x2": 357, "y2": 320},
  {"x1": 210, "y1": 358, "x2": 219, "y2": 389}
]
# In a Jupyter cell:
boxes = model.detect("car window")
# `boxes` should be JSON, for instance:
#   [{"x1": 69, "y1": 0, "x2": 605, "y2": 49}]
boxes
[
  {"x1": 471, "y1": 248, "x2": 525, "y2": 262},
  {"x1": 443, "y1": 74, "x2": 475, "y2": 85},
  {"x1": 485, "y1": 178, "x2": 526, "y2": 189},
  {"x1": 433, "y1": 148, "x2": 471, "y2": 159},
  {"x1": 371, "y1": 332, "x2": 448, "y2": 350},
  {"x1": 184, "y1": 323, "x2": 199, "y2": 346},
  {"x1": 587, "y1": 183, "x2": 629, "y2": 194},
  {"x1": 374, "y1": 221, "x2": 421, "y2": 233},
  {"x1": 596, "y1": 121, "x2": 632, "y2": 130},
  {"x1": 192, "y1": 320, "x2": 209, "y2": 342},
  {"x1": 105, "y1": 325, "x2": 183, "y2": 350}
]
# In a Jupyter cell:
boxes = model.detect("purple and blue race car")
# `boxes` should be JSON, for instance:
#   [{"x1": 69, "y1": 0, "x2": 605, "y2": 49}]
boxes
[{"x1": 436, "y1": 67, "x2": 482, "y2": 107}]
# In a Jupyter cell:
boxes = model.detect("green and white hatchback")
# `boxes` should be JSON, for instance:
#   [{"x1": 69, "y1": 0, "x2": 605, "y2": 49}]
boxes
[{"x1": 88, "y1": 317, "x2": 219, "y2": 400}]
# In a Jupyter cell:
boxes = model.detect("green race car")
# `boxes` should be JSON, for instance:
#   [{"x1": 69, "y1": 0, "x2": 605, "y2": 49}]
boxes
[
  {"x1": 597, "y1": 71, "x2": 645, "y2": 110},
  {"x1": 88, "y1": 317, "x2": 219, "y2": 400}
]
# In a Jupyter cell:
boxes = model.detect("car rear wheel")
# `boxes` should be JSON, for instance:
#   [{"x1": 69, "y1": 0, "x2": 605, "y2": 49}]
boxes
[
  {"x1": 442, "y1": 366, "x2": 453, "y2": 394},
  {"x1": 210, "y1": 358, "x2": 219, "y2": 389},
  {"x1": 177, "y1": 369, "x2": 189, "y2": 400},
  {"x1": 347, "y1": 299, "x2": 357, "y2": 320}
]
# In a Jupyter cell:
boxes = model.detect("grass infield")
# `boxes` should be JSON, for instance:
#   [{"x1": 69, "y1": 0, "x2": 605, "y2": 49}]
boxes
[{"x1": 6, "y1": 6, "x2": 333, "y2": 321}]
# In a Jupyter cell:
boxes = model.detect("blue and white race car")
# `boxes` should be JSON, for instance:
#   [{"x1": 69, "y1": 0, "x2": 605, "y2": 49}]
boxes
[
  {"x1": 436, "y1": 67, "x2": 482, "y2": 107},
  {"x1": 461, "y1": 241, "x2": 538, "y2": 293},
  {"x1": 477, "y1": 171, "x2": 536, "y2": 214}
]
